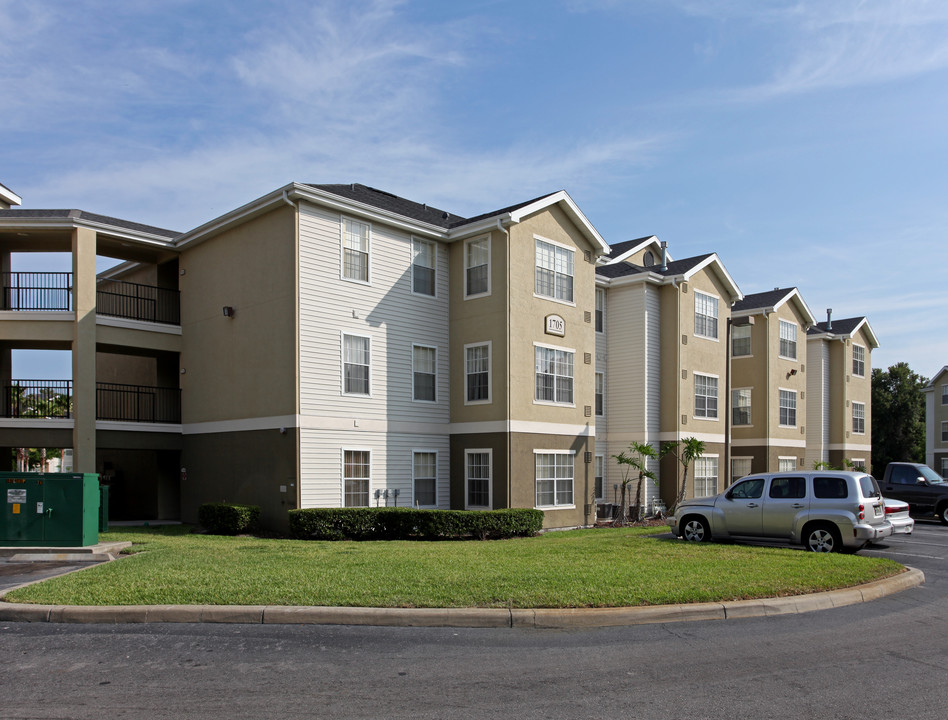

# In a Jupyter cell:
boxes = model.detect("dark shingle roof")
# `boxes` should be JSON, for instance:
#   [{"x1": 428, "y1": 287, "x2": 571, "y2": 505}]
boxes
[
  {"x1": 451, "y1": 192, "x2": 556, "y2": 228},
  {"x1": 597, "y1": 253, "x2": 713, "y2": 280},
  {"x1": 605, "y1": 236, "x2": 657, "y2": 260},
  {"x1": 808, "y1": 317, "x2": 867, "y2": 336},
  {"x1": 732, "y1": 288, "x2": 796, "y2": 313},
  {"x1": 0, "y1": 208, "x2": 179, "y2": 238},
  {"x1": 307, "y1": 183, "x2": 462, "y2": 229}
]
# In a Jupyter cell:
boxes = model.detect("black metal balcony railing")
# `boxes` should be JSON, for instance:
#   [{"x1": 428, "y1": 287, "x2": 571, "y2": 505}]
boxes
[
  {"x1": 2, "y1": 272, "x2": 180, "y2": 325},
  {"x1": 2, "y1": 380, "x2": 181, "y2": 424},
  {"x1": 2, "y1": 272, "x2": 72, "y2": 311}
]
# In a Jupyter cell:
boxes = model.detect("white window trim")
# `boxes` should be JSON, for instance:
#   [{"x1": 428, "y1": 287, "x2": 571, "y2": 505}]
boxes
[
  {"x1": 942, "y1": 384, "x2": 948, "y2": 405},
  {"x1": 852, "y1": 400, "x2": 866, "y2": 435},
  {"x1": 731, "y1": 456, "x2": 753, "y2": 481},
  {"x1": 463, "y1": 235, "x2": 491, "y2": 300},
  {"x1": 777, "y1": 456, "x2": 798, "y2": 472},
  {"x1": 339, "y1": 215, "x2": 371, "y2": 286},
  {"x1": 534, "y1": 234, "x2": 576, "y2": 307},
  {"x1": 411, "y1": 448, "x2": 438, "y2": 509},
  {"x1": 850, "y1": 458, "x2": 866, "y2": 471},
  {"x1": 411, "y1": 343, "x2": 438, "y2": 404},
  {"x1": 464, "y1": 448, "x2": 492, "y2": 510},
  {"x1": 340, "y1": 331, "x2": 372, "y2": 398},
  {"x1": 594, "y1": 454, "x2": 605, "y2": 501},
  {"x1": 595, "y1": 371, "x2": 605, "y2": 417},
  {"x1": 778, "y1": 319, "x2": 798, "y2": 361},
  {"x1": 595, "y1": 287, "x2": 605, "y2": 334},
  {"x1": 693, "y1": 371, "x2": 720, "y2": 421},
  {"x1": 533, "y1": 341, "x2": 576, "y2": 408},
  {"x1": 731, "y1": 324, "x2": 752, "y2": 357},
  {"x1": 341, "y1": 447, "x2": 372, "y2": 508},
  {"x1": 852, "y1": 343, "x2": 866, "y2": 378},
  {"x1": 464, "y1": 340, "x2": 492, "y2": 406},
  {"x1": 410, "y1": 237, "x2": 437, "y2": 299},
  {"x1": 534, "y1": 449, "x2": 576, "y2": 510},
  {"x1": 693, "y1": 454, "x2": 719, "y2": 498},
  {"x1": 941, "y1": 420, "x2": 948, "y2": 442},
  {"x1": 693, "y1": 290, "x2": 720, "y2": 342},
  {"x1": 731, "y1": 386, "x2": 752, "y2": 426},
  {"x1": 778, "y1": 387, "x2": 798, "y2": 428}
]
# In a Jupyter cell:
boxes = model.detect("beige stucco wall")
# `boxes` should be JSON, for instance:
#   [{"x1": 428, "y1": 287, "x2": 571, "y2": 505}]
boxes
[
  {"x1": 178, "y1": 206, "x2": 298, "y2": 423},
  {"x1": 766, "y1": 303, "x2": 808, "y2": 442}
]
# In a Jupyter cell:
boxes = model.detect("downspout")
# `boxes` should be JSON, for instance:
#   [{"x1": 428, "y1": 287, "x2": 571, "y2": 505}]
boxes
[
  {"x1": 497, "y1": 217, "x2": 513, "y2": 512},
  {"x1": 283, "y1": 187, "x2": 301, "y2": 513}
]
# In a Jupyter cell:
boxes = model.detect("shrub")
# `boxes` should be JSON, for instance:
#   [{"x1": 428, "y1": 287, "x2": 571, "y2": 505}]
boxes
[
  {"x1": 198, "y1": 503, "x2": 261, "y2": 535},
  {"x1": 288, "y1": 507, "x2": 543, "y2": 541}
]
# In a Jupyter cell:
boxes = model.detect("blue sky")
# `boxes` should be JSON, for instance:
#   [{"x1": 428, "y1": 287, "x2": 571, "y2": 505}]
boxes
[{"x1": 4, "y1": 0, "x2": 947, "y2": 380}]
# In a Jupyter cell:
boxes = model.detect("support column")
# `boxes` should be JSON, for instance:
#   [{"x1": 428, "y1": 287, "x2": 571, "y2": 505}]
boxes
[{"x1": 72, "y1": 227, "x2": 97, "y2": 472}]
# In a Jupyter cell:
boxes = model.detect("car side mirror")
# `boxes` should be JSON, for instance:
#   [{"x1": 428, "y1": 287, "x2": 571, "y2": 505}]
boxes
[
  {"x1": 916, "y1": 476, "x2": 928, "y2": 485},
  {"x1": 725, "y1": 490, "x2": 734, "y2": 500}
]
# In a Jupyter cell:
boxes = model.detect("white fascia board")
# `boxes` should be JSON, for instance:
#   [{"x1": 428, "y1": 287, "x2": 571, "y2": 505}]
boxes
[
  {"x1": 681, "y1": 253, "x2": 742, "y2": 302},
  {"x1": 603, "y1": 270, "x2": 667, "y2": 289},
  {"x1": 851, "y1": 317, "x2": 880, "y2": 349},
  {"x1": 507, "y1": 190, "x2": 610, "y2": 256},
  {"x1": 602, "y1": 236, "x2": 663, "y2": 266},
  {"x1": 446, "y1": 214, "x2": 513, "y2": 242},
  {"x1": 923, "y1": 366, "x2": 948, "y2": 390},
  {"x1": 777, "y1": 289, "x2": 817, "y2": 328},
  {"x1": 0, "y1": 215, "x2": 176, "y2": 248},
  {"x1": 0, "y1": 183, "x2": 22, "y2": 206}
]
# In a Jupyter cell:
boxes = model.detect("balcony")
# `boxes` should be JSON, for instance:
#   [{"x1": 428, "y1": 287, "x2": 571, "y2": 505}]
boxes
[
  {"x1": 2, "y1": 272, "x2": 180, "y2": 325},
  {"x1": 2, "y1": 380, "x2": 181, "y2": 424}
]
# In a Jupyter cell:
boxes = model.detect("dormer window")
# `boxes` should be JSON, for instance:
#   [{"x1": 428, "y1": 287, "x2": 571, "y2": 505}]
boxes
[{"x1": 643, "y1": 250, "x2": 655, "y2": 267}]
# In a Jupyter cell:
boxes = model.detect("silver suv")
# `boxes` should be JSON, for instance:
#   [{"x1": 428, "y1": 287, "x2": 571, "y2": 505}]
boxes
[{"x1": 669, "y1": 471, "x2": 892, "y2": 553}]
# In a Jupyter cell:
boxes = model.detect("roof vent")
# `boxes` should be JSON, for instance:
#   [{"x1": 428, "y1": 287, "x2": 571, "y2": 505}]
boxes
[
  {"x1": 660, "y1": 241, "x2": 668, "y2": 272},
  {"x1": 826, "y1": 308, "x2": 833, "y2": 331}
]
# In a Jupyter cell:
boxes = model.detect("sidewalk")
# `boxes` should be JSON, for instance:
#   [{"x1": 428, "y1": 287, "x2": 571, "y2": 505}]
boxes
[{"x1": 0, "y1": 544, "x2": 925, "y2": 628}]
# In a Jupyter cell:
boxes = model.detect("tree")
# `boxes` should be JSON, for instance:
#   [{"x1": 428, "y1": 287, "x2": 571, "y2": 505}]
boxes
[
  {"x1": 612, "y1": 442, "x2": 659, "y2": 525},
  {"x1": 663, "y1": 437, "x2": 706, "y2": 510},
  {"x1": 872, "y1": 362, "x2": 926, "y2": 474}
]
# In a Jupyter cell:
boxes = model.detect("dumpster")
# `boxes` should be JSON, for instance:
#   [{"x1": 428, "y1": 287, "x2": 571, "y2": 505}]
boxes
[{"x1": 0, "y1": 472, "x2": 100, "y2": 547}]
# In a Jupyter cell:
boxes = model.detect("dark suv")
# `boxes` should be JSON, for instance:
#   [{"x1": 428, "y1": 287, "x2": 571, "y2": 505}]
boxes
[{"x1": 880, "y1": 462, "x2": 948, "y2": 525}]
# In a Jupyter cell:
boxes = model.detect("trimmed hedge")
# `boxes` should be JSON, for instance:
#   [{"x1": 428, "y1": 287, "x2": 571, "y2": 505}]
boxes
[
  {"x1": 288, "y1": 507, "x2": 544, "y2": 541},
  {"x1": 198, "y1": 503, "x2": 261, "y2": 535}
]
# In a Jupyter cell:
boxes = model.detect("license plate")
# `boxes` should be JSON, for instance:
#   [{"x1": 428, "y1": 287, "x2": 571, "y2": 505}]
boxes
[{"x1": 874, "y1": 505, "x2": 883, "y2": 517}]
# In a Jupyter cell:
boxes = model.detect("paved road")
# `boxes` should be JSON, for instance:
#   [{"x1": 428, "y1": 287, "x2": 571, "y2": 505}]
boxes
[{"x1": 0, "y1": 525, "x2": 945, "y2": 720}]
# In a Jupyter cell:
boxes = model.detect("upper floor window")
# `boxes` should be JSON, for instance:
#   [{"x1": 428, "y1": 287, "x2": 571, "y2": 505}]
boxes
[
  {"x1": 732, "y1": 324, "x2": 751, "y2": 357},
  {"x1": 779, "y1": 320, "x2": 797, "y2": 360},
  {"x1": 535, "y1": 238, "x2": 574, "y2": 303},
  {"x1": 942, "y1": 421, "x2": 948, "y2": 443},
  {"x1": 465, "y1": 342, "x2": 491, "y2": 404},
  {"x1": 412, "y1": 344, "x2": 437, "y2": 402},
  {"x1": 412, "y1": 238, "x2": 436, "y2": 297},
  {"x1": 413, "y1": 450, "x2": 437, "y2": 508},
  {"x1": 943, "y1": 384, "x2": 948, "y2": 405},
  {"x1": 732, "y1": 388, "x2": 751, "y2": 426},
  {"x1": 342, "y1": 334, "x2": 370, "y2": 396},
  {"x1": 595, "y1": 287, "x2": 605, "y2": 332},
  {"x1": 595, "y1": 372, "x2": 604, "y2": 416},
  {"x1": 779, "y1": 389, "x2": 797, "y2": 427},
  {"x1": 465, "y1": 237, "x2": 490, "y2": 297},
  {"x1": 535, "y1": 345, "x2": 574, "y2": 405},
  {"x1": 643, "y1": 250, "x2": 655, "y2": 266},
  {"x1": 852, "y1": 344, "x2": 866, "y2": 377},
  {"x1": 535, "y1": 452, "x2": 575, "y2": 508},
  {"x1": 852, "y1": 401, "x2": 865, "y2": 434},
  {"x1": 694, "y1": 373, "x2": 718, "y2": 419},
  {"x1": 694, "y1": 291, "x2": 718, "y2": 339},
  {"x1": 342, "y1": 218, "x2": 370, "y2": 283}
]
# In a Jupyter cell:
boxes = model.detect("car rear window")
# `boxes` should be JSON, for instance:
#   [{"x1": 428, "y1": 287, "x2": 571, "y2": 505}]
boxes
[
  {"x1": 813, "y1": 476, "x2": 848, "y2": 499},
  {"x1": 859, "y1": 475, "x2": 881, "y2": 498},
  {"x1": 769, "y1": 476, "x2": 806, "y2": 499}
]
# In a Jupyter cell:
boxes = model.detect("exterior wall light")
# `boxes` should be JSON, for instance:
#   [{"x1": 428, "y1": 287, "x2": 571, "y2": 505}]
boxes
[{"x1": 222, "y1": 306, "x2": 234, "y2": 317}]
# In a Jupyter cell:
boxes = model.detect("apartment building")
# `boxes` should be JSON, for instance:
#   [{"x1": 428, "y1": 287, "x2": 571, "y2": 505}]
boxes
[
  {"x1": 595, "y1": 237, "x2": 742, "y2": 509},
  {"x1": 730, "y1": 288, "x2": 817, "y2": 479},
  {"x1": 805, "y1": 313, "x2": 878, "y2": 471},
  {"x1": 923, "y1": 366, "x2": 948, "y2": 477}
]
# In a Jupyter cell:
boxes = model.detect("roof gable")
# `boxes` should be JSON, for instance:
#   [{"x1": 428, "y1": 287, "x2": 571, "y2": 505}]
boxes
[
  {"x1": 732, "y1": 287, "x2": 816, "y2": 326},
  {"x1": 807, "y1": 316, "x2": 879, "y2": 349}
]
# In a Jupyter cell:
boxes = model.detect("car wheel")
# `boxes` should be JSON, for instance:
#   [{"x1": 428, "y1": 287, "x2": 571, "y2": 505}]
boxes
[
  {"x1": 681, "y1": 516, "x2": 710, "y2": 543},
  {"x1": 805, "y1": 523, "x2": 841, "y2": 553},
  {"x1": 938, "y1": 504, "x2": 948, "y2": 526}
]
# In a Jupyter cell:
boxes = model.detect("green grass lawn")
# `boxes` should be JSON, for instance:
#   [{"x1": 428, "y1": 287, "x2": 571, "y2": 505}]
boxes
[{"x1": 3, "y1": 525, "x2": 903, "y2": 608}]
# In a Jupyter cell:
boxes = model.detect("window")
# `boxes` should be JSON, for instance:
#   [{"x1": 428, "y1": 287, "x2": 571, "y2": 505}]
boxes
[
  {"x1": 942, "y1": 421, "x2": 948, "y2": 443},
  {"x1": 941, "y1": 458, "x2": 948, "y2": 479},
  {"x1": 594, "y1": 455, "x2": 604, "y2": 501},
  {"x1": 850, "y1": 458, "x2": 866, "y2": 471},
  {"x1": 693, "y1": 457, "x2": 718, "y2": 498},
  {"x1": 769, "y1": 476, "x2": 806, "y2": 498},
  {"x1": 643, "y1": 250, "x2": 655, "y2": 266},
  {"x1": 411, "y1": 238, "x2": 436, "y2": 296},
  {"x1": 732, "y1": 324, "x2": 751, "y2": 356},
  {"x1": 343, "y1": 450, "x2": 370, "y2": 507},
  {"x1": 535, "y1": 345, "x2": 574, "y2": 404},
  {"x1": 732, "y1": 388, "x2": 751, "y2": 426},
  {"x1": 595, "y1": 372, "x2": 604, "y2": 416},
  {"x1": 779, "y1": 389, "x2": 797, "y2": 426},
  {"x1": 342, "y1": 218, "x2": 369, "y2": 282},
  {"x1": 595, "y1": 288, "x2": 605, "y2": 332},
  {"x1": 535, "y1": 238, "x2": 574, "y2": 303},
  {"x1": 412, "y1": 345, "x2": 437, "y2": 402},
  {"x1": 465, "y1": 450, "x2": 491, "y2": 508},
  {"x1": 852, "y1": 401, "x2": 865, "y2": 434},
  {"x1": 731, "y1": 457, "x2": 752, "y2": 481},
  {"x1": 813, "y1": 476, "x2": 848, "y2": 499},
  {"x1": 779, "y1": 320, "x2": 797, "y2": 360},
  {"x1": 535, "y1": 452, "x2": 575, "y2": 507},
  {"x1": 694, "y1": 291, "x2": 718, "y2": 339},
  {"x1": 730, "y1": 478, "x2": 763, "y2": 499},
  {"x1": 942, "y1": 384, "x2": 947, "y2": 405},
  {"x1": 342, "y1": 334, "x2": 370, "y2": 395},
  {"x1": 694, "y1": 374, "x2": 718, "y2": 419},
  {"x1": 852, "y1": 344, "x2": 865, "y2": 377},
  {"x1": 412, "y1": 451, "x2": 437, "y2": 507},
  {"x1": 465, "y1": 237, "x2": 489, "y2": 297},
  {"x1": 778, "y1": 457, "x2": 797, "y2": 472},
  {"x1": 465, "y1": 342, "x2": 491, "y2": 403}
]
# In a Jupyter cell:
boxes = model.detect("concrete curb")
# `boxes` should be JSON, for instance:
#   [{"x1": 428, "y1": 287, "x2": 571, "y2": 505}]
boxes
[{"x1": 0, "y1": 567, "x2": 925, "y2": 629}]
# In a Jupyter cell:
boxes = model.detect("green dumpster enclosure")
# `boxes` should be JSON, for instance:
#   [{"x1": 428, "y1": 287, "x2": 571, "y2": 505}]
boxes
[{"x1": 0, "y1": 472, "x2": 101, "y2": 547}]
